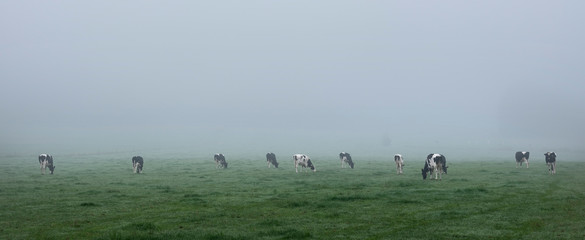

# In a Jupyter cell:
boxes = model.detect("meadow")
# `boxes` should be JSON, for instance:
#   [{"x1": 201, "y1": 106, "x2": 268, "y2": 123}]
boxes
[{"x1": 1, "y1": 153, "x2": 584, "y2": 240}]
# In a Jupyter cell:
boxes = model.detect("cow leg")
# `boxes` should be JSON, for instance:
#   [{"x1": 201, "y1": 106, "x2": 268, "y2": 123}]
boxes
[
  {"x1": 525, "y1": 159, "x2": 529, "y2": 168},
  {"x1": 40, "y1": 161, "x2": 47, "y2": 175}
]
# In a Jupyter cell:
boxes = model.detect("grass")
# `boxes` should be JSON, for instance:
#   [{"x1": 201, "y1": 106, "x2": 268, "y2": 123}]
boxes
[{"x1": 0, "y1": 153, "x2": 584, "y2": 239}]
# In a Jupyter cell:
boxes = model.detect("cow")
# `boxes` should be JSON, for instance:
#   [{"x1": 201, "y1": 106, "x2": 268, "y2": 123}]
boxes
[
  {"x1": 515, "y1": 151, "x2": 530, "y2": 168},
  {"x1": 421, "y1": 154, "x2": 447, "y2": 180},
  {"x1": 339, "y1": 152, "x2": 354, "y2": 169},
  {"x1": 132, "y1": 156, "x2": 144, "y2": 173},
  {"x1": 544, "y1": 152, "x2": 557, "y2": 175},
  {"x1": 38, "y1": 154, "x2": 55, "y2": 175},
  {"x1": 266, "y1": 152, "x2": 278, "y2": 168},
  {"x1": 214, "y1": 153, "x2": 228, "y2": 169},
  {"x1": 293, "y1": 154, "x2": 315, "y2": 173},
  {"x1": 394, "y1": 154, "x2": 404, "y2": 174}
]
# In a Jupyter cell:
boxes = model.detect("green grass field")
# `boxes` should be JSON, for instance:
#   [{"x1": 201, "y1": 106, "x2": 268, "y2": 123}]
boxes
[{"x1": 1, "y1": 153, "x2": 584, "y2": 239}]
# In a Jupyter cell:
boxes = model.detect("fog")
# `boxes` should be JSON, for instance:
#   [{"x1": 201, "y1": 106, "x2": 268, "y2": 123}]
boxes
[{"x1": 2, "y1": 1, "x2": 584, "y2": 160}]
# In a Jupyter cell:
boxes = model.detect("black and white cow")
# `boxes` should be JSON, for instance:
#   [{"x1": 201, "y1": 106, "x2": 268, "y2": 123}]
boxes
[
  {"x1": 394, "y1": 154, "x2": 404, "y2": 174},
  {"x1": 515, "y1": 151, "x2": 530, "y2": 168},
  {"x1": 266, "y1": 152, "x2": 278, "y2": 168},
  {"x1": 339, "y1": 152, "x2": 354, "y2": 169},
  {"x1": 132, "y1": 156, "x2": 144, "y2": 173},
  {"x1": 293, "y1": 154, "x2": 315, "y2": 173},
  {"x1": 544, "y1": 152, "x2": 557, "y2": 175},
  {"x1": 214, "y1": 153, "x2": 228, "y2": 169},
  {"x1": 38, "y1": 154, "x2": 55, "y2": 175},
  {"x1": 421, "y1": 154, "x2": 447, "y2": 180}
]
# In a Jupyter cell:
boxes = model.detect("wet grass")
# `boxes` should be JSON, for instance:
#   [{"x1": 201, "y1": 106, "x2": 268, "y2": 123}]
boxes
[{"x1": 0, "y1": 153, "x2": 584, "y2": 239}]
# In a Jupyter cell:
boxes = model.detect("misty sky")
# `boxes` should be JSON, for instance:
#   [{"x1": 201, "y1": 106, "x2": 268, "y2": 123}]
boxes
[{"x1": 1, "y1": 1, "x2": 584, "y2": 158}]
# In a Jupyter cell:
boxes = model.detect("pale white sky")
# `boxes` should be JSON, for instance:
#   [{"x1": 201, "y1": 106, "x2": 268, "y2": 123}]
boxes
[{"x1": 1, "y1": 1, "x2": 584, "y2": 158}]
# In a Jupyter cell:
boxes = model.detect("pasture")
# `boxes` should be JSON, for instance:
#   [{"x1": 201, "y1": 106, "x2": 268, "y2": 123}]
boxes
[{"x1": 1, "y1": 153, "x2": 584, "y2": 239}]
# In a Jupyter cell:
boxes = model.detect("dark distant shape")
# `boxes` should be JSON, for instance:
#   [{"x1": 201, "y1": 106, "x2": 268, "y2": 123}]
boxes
[
  {"x1": 544, "y1": 152, "x2": 557, "y2": 175},
  {"x1": 422, "y1": 154, "x2": 447, "y2": 180},
  {"x1": 214, "y1": 153, "x2": 228, "y2": 169},
  {"x1": 38, "y1": 154, "x2": 55, "y2": 175},
  {"x1": 394, "y1": 154, "x2": 404, "y2": 174},
  {"x1": 515, "y1": 151, "x2": 530, "y2": 168},
  {"x1": 266, "y1": 152, "x2": 278, "y2": 168},
  {"x1": 132, "y1": 156, "x2": 143, "y2": 173},
  {"x1": 339, "y1": 152, "x2": 354, "y2": 169},
  {"x1": 293, "y1": 154, "x2": 315, "y2": 173}
]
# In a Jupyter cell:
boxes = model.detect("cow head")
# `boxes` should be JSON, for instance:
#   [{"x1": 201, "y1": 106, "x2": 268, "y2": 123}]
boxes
[
  {"x1": 48, "y1": 165, "x2": 55, "y2": 174},
  {"x1": 421, "y1": 161, "x2": 430, "y2": 180},
  {"x1": 307, "y1": 159, "x2": 316, "y2": 172},
  {"x1": 348, "y1": 161, "x2": 354, "y2": 169},
  {"x1": 273, "y1": 161, "x2": 279, "y2": 168}
]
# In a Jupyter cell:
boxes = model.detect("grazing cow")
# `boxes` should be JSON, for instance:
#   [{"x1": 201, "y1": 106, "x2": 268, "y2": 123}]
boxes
[
  {"x1": 214, "y1": 153, "x2": 228, "y2": 169},
  {"x1": 293, "y1": 154, "x2": 315, "y2": 173},
  {"x1": 339, "y1": 152, "x2": 354, "y2": 169},
  {"x1": 132, "y1": 156, "x2": 144, "y2": 173},
  {"x1": 515, "y1": 151, "x2": 530, "y2": 168},
  {"x1": 266, "y1": 152, "x2": 278, "y2": 168},
  {"x1": 544, "y1": 152, "x2": 557, "y2": 175},
  {"x1": 394, "y1": 154, "x2": 404, "y2": 174},
  {"x1": 38, "y1": 154, "x2": 55, "y2": 175},
  {"x1": 421, "y1": 154, "x2": 447, "y2": 180}
]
